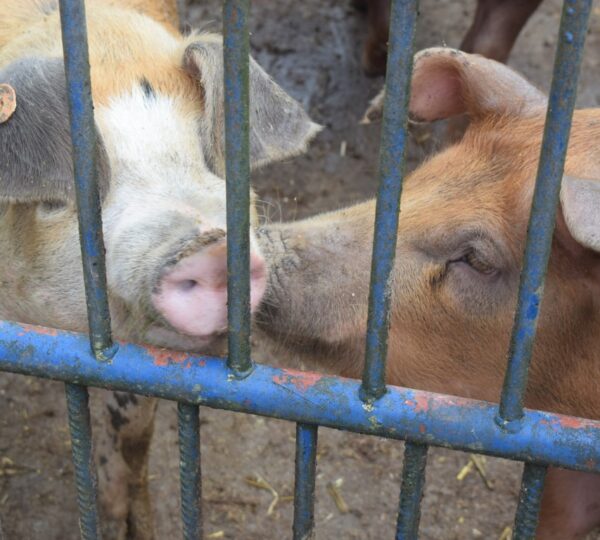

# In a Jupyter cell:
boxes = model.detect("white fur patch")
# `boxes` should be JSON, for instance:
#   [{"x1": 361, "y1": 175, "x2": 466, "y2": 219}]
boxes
[
  {"x1": 96, "y1": 86, "x2": 261, "y2": 307},
  {"x1": 98, "y1": 86, "x2": 228, "y2": 228}
]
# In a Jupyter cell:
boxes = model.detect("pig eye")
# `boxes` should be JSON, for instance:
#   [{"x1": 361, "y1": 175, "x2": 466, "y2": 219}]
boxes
[{"x1": 451, "y1": 249, "x2": 497, "y2": 276}]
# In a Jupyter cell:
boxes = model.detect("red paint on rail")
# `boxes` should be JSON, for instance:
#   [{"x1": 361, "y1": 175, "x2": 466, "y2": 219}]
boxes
[
  {"x1": 149, "y1": 348, "x2": 190, "y2": 367},
  {"x1": 272, "y1": 369, "x2": 324, "y2": 392},
  {"x1": 17, "y1": 323, "x2": 59, "y2": 337}
]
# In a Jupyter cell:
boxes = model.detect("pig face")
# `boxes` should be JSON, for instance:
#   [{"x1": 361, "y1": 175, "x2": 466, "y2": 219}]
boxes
[
  {"x1": 366, "y1": 49, "x2": 600, "y2": 411},
  {"x1": 0, "y1": 34, "x2": 320, "y2": 350}
]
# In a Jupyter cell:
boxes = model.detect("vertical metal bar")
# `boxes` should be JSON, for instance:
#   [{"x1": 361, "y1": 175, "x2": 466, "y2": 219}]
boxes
[
  {"x1": 65, "y1": 383, "x2": 100, "y2": 540},
  {"x1": 513, "y1": 463, "x2": 547, "y2": 540},
  {"x1": 178, "y1": 403, "x2": 203, "y2": 540},
  {"x1": 395, "y1": 442, "x2": 428, "y2": 540},
  {"x1": 223, "y1": 0, "x2": 252, "y2": 376},
  {"x1": 58, "y1": 0, "x2": 116, "y2": 361},
  {"x1": 293, "y1": 423, "x2": 318, "y2": 540},
  {"x1": 497, "y1": 0, "x2": 593, "y2": 426},
  {"x1": 360, "y1": 0, "x2": 419, "y2": 402}
]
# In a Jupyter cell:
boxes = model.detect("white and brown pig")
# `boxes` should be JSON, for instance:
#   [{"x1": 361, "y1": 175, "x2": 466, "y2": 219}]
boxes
[
  {"x1": 256, "y1": 48, "x2": 600, "y2": 539},
  {"x1": 0, "y1": 0, "x2": 319, "y2": 537}
]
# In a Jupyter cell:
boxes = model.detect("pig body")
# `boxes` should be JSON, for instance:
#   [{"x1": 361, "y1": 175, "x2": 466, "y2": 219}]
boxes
[
  {"x1": 257, "y1": 49, "x2": 600, "y2": 539},
  {"x1": 0, "y1": 0, "x2": 319, "y2": 537}
]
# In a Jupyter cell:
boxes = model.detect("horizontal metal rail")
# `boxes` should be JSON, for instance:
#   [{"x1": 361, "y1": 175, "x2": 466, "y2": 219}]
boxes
[{"x1": 1, "y1": 321, "x2": 599, "y2": 473}]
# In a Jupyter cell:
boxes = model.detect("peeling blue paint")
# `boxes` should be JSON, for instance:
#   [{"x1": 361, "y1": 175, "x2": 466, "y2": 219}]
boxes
[{"x1": 1, "y1": 321, "x2": 599, "y2": 474}]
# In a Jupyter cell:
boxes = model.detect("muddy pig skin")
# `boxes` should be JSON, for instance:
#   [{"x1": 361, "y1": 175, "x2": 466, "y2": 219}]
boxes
[
  {"x1": 0, "y1": 0, "x2": 319, "y2": 537},
  {"x1": 257, "y1": 48, "x2": 600, "y2": 539}
]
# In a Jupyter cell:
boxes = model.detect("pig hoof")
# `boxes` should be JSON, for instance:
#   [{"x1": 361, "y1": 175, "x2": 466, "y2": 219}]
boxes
[{"x1": 152, "y1": 235, "x2": 267, "y2": 337}]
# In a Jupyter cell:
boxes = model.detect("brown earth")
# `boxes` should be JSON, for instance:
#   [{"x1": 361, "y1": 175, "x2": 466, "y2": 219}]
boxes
[{"x1": 1, "y1": 0, "x2": 599, "y2": 539}]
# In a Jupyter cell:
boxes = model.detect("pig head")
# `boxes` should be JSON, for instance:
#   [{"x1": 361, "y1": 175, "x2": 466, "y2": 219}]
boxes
[
  {"x1": 259, "y1": 47, "x2": 600, "y2": 419},
  {"x1": 257, "y1": 48, "x2": 600, "y2": 538},
  {"x1": 257, "y1": 47, "x2": 600, "y2": 538},
  {"x1": 0, "y1": 24, "x2": 319, "y2": 351}
]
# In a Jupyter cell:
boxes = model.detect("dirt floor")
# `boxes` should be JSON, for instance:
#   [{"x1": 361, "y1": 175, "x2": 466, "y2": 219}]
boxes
[{"x1": 1, "y1": 0, "x2": 600, "y2": 539}]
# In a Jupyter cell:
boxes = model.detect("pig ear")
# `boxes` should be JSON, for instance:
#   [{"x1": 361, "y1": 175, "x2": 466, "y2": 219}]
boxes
[
  {"x1": 560, "y1": 176, "x2": 600, "y2": 253},
  {"x1": 0, "y1": 57, "x2": 110, "y2": 203},
  {"x1": 362, "y1": 47, "x2": 547, "y2": 123},
  {"x1": 182, "y1": 37, "x2": 321, "y2": 176}
]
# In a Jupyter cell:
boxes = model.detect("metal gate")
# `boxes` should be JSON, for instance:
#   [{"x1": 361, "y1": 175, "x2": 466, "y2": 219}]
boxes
[{"x1": 0, "y1": 0, "x2": 598, "y2": 538}]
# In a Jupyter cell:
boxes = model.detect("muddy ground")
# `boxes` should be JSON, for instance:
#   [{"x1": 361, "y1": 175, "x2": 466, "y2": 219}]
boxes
[{"x1": 1, "y1": 0, "x2": 600, "y2": 539}]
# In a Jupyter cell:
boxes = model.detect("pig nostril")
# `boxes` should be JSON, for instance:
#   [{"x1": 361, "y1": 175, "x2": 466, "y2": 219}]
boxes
[{"x1": 179, "y1": 279, "x2": 198, "y2": 291}]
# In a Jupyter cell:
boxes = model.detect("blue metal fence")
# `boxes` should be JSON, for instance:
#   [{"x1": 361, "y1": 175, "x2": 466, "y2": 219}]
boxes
[{"x1": 0, "y1": 0, "x2": 597, "y2": 539}]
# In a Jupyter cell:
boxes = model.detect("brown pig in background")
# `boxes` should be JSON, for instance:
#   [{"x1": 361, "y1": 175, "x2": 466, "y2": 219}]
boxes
[{"x1": 357, "y1": 0, "x2": 544, "y2": 76}]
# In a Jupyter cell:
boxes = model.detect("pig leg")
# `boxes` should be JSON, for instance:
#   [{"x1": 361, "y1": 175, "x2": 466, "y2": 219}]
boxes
[
  {"x1": 362, "y1": 0, "x2": 391, "y2": 77},
  {"x1": 96, "y1": 391, "x2": 158, "y2": 540},
  {"x1": 460, "y1": 0, "x2": 543, "y2": 63},
  {"x1": 536, "y1": 467, "x2": 600, "y2": 539}
]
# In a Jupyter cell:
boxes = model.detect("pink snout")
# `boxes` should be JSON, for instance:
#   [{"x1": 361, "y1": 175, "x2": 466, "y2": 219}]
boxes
[{"x1": 152, "y1": 240, "x2": 267, "y2": 337}]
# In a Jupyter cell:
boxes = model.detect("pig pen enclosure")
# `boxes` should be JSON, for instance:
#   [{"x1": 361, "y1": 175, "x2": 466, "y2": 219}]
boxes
[{"x1": 1, "y1": 0, "x2": 600, "y2": 539}]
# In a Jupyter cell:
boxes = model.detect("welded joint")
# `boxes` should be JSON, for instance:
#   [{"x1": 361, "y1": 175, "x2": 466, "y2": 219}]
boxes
[{"x1": 495, "y1": 412, "x2": 525, "y2": 434}]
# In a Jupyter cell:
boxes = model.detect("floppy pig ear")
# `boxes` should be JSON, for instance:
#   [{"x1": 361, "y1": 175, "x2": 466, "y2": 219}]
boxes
[
  {"x1": 363, "y1": 47, "x2": 547, "y2": 124},
  {"x1": 0, "y1": 57, "x2": 110, "y2": 203},
  {"x1": 183, "y1": 36, "x2": 321, "y2": 177},
  {"x1": 560, "y1": 175, "x2": 600, "y2": 253}
]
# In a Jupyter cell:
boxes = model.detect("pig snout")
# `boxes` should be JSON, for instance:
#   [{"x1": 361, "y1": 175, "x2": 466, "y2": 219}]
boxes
[{"x1": 152, "y1": 231, "x2": 267, "y2": 337}]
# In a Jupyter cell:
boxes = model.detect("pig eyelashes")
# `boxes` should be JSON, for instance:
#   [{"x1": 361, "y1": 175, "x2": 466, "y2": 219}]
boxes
[{"x1": 448, "y1": 249, "x2": 497, "y2": 277}]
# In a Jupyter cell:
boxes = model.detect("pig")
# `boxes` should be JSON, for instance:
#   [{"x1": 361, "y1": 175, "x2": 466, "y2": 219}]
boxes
[
  {"x1": 357, "y1": 0, "x2": 544, "y2": 77},
  {"x1": 0, "y1": 0, "x2": 319, "y2": 537},
  {"x1": 255, "y1": 48, "x2": 600, "y2": 539}
]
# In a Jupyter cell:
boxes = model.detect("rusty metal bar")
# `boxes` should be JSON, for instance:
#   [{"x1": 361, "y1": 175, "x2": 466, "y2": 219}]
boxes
[
  {"x1": 395, "y1": 442, "x2": 428, "y2": 540},
  {"x1": 513, "y1": 463, "x2": 548, "y2": 540},
  {"x1": 361, "y1": 0, "x2": 419, "y2": 402},
  {"x1": 223, "y1": 0, "x2": 252, "y2": 377},
  {"x1": 498, "y1": 0, "x2": 593, "y2": 427},
  {"x1": 178, "y1": 403, "x2": 203, "y2": 540},
  {"x1": 65, "y1": 383, "x2": 100, "y2": 540},
  {"x1": 58, "y1": 0, "x2": 116, "y2": 361},
  {"x1": 293, "y1": 423, "x2": 318, "y2": 540}
]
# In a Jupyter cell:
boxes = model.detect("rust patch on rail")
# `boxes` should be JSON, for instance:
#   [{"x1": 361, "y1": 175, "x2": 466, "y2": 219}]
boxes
[
  {"x1": 540, "y1": 415, "x2": 598, "y2": 431},
  {"x1": 404, "y1": 394, "x2": 430, "y2": 413},
  {"x1": 272, "y1": 369, "x2": 324, "y2": 392},
  {"x1": 148, "y1": 348, "x2": 190, "y2": 367},
  {"x1": 17, "y1": 323, "x2": 59, "y2": 337}
]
